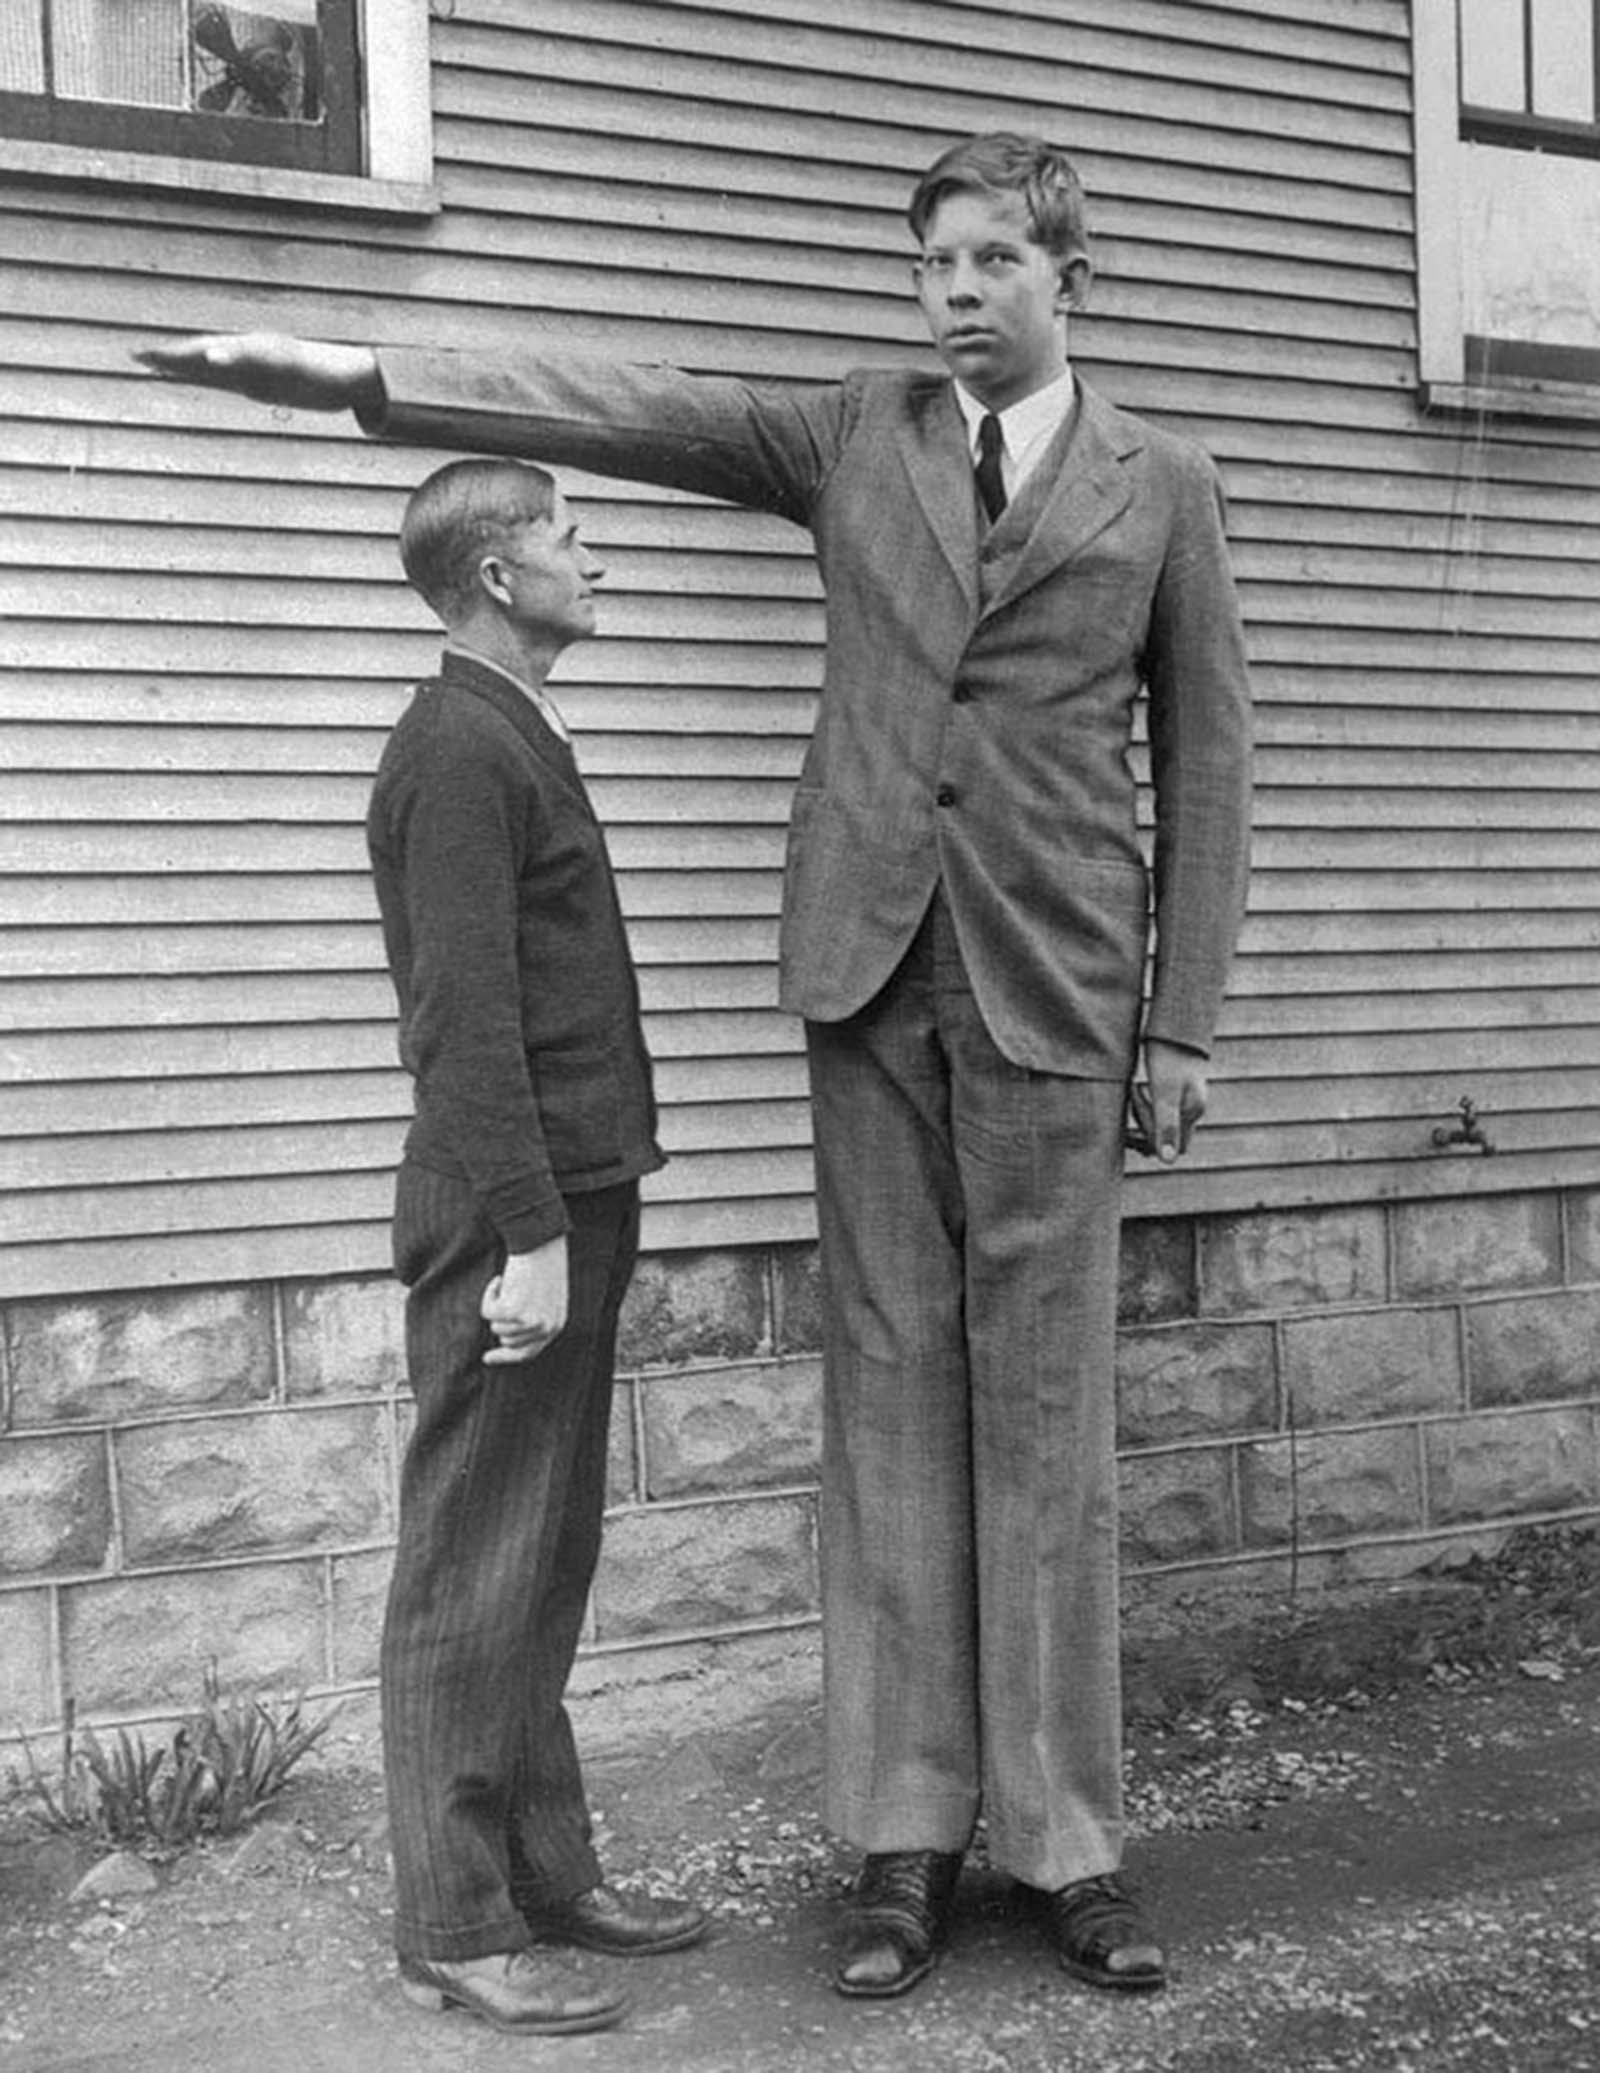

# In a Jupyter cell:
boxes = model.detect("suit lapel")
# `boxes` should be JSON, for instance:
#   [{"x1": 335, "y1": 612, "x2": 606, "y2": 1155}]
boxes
[
  {"x1": 893, "y1": 382, "x2": 981, "y2": 613},
  {"x1": 980, "y1": 384, "x2": 1144, "y2": 622}
]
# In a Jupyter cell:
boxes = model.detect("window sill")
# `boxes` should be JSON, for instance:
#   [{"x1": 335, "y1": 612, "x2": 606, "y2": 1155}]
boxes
[
  {"x1": 1421, "y1": 378, "x2": 1600, "y2": 425},
  {"x1": 0, "y1": 136, "x2": 438, "y2": 217}
]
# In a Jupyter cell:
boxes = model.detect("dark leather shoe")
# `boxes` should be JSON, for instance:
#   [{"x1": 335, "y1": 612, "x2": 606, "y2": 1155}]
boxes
[
  {"x1": 397, "y1": 1948, "x2": 628, "y2": 2033},
  {"x1": 833, "y1": 1849, "x2": 962, "y2": 1998},
  {"x1": 1047, "y1": 1872, "x2": 1166, "y2": 1992},
  {"x1": 522, "y1": 1881, "x2": 709, "y2": 1955}
]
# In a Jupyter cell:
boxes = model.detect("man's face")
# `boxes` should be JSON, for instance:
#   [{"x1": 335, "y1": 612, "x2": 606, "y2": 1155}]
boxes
[
  {"x1": 490, "y1": 487, "x2": 603, "y2": 648},
  {"x1": 913, "y1": 188, "x2": 1083, "y2": 411}
]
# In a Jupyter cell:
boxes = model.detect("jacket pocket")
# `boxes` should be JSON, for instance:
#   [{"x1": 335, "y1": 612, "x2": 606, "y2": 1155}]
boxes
[{"x1": 529, "y1": 1042, "x2": 625, "y2": 1178}]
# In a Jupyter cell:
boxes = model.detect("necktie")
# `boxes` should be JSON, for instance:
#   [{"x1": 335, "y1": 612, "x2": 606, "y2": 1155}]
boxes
[{"x1": 975, "y1": 411, "x2": 1007, "y2": 524}]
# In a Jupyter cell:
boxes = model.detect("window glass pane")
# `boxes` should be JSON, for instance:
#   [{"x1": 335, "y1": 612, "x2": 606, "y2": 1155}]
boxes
[
  {"x1": 0, "y1": 7, "x2": 46, "y2": 92},
  {"x1": 192, "y1": 3, "x2": 324, "y2": 124},
  {"x1": 53, "y1": 0, "x2": 187, "y2": 105},
  {"x1": 1461, "y1": 0, "x2": 1530, "y2": 108},
  {"x1": 1531, "y1": 0, "x2": 1596, "y2": 120},
  {"x1": 51, "y1": 0, "x2": 325, "y2": 122}
]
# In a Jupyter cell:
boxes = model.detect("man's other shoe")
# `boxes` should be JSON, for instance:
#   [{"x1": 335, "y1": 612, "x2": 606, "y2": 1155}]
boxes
[
  {"x1": 522, "y1": 1881, "x2": 709, "y2": 1955},
  {"x1": 833, "y1": 1848, "x2": 962, "y2": 1998},
  {"x1": 1047, "y1": 1872, "x2": 1166, "y2": 1992},
  {"x1": 397, "y1": 1947, "x2": 628, "y2": 2033}
]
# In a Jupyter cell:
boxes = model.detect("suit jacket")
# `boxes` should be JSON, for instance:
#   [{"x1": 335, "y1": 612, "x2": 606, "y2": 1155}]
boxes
[
  {"x1": 365, "y1": 353, "x2": 1253, "y2": 1077},
  {"x1": 366, "y1": 651, "x2": 663, "y2": 1252}
]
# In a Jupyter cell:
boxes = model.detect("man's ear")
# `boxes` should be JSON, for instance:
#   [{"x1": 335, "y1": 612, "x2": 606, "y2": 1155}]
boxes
[
  {"x1": 477, "y1": 554, "x2": 513, "y2": 609},
  {"x1": 1057, "y1": 253, "x2": 1093, "y2": 312}
]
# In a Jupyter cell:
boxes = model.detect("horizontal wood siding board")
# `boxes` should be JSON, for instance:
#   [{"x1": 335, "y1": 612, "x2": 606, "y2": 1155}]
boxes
[
  {"x1": 3, "y1": 0, "x2": 1598, "y2": 1295},
  {"x1": 438, "y1": 17, "x2": 1411, "y2": 154},
  {"x1": 507, "y1": 0, "x2": 1411, "y2": 92}
]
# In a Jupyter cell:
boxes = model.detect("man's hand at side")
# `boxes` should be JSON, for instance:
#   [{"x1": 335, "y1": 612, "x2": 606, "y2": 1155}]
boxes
[
  {"x1": 1127, "y1": 1039, "x2": 1209, "y2": 1165},
  {"x1": 134, "y1": 332, "x2": 381, "y2": 415},
  {"x1": 481, "y1": 1236, "x2": 570, "y2": 1366}
]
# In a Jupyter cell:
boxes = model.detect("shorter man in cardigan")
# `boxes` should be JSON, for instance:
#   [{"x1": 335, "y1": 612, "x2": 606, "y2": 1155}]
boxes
[{"x1": 369, "y1": 457, "x2": 705, "y2": 2036}]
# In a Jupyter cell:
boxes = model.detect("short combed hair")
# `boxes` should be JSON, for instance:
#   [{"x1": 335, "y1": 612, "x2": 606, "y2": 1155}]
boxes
[
  {"x1": 908, "y1": 131, "x2": 1091, "y2": 264},
  {"x1": 399, "y1": 458, "x2": 557, "y2": 625}
]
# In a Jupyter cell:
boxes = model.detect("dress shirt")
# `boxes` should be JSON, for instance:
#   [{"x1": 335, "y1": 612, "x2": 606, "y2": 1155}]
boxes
[{"x1": 953, "y1": 367, "x2": 1077, "y2": 504}]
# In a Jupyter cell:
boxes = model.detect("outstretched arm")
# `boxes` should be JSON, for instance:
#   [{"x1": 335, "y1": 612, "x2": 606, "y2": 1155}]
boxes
[{"x1": 136, "y1": 332, "x2": 382, "y2": 416}]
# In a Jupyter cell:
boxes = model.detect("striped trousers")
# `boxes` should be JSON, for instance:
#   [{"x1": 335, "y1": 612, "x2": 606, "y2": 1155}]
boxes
[{"x1": 380, "y1": 1159, "x2": 640, "y2": 1961}]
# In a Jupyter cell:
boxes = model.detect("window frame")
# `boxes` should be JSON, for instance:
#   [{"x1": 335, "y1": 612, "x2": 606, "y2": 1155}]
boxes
[
  {"x1": 1457, "y1": 0, "x2": 1600, "y2": 153},
  {"x1": 0, "y1": 2, "x2": 363, "y2": 176},
  {"x1": 1414, "y1": 0, "x2": 1600, "y2": 419},
  {"x1": 0, "y1": 0, "x2": 435, "y2": 216}
]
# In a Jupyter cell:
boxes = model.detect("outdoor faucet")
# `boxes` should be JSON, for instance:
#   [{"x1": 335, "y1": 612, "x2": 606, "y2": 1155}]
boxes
[{"x1": 1431, "y1": 1096, "x2": 1494, "y2": 1156}]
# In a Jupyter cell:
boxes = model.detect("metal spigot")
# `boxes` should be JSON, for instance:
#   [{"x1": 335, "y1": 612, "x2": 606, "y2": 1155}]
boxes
[{"x1": 1431, "y1": 1096, "x2": 1494, "y2": 1155}]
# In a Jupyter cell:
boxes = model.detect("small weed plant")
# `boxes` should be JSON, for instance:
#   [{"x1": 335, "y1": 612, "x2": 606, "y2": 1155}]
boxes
[{"x1": 14, "y1": 1670, "x2": 334, "y2": 1849}]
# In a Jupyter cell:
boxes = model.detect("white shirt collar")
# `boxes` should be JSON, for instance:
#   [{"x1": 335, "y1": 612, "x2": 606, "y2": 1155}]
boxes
[
  {"x1": 445, "y1": 641, "x2": 570, "y2": 743},
  {"x1": 953, "y1": 366, "x2": 1076, "y2": 492}
]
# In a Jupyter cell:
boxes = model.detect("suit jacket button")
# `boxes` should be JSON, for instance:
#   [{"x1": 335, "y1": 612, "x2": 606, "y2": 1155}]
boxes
[{"x1": 935, "y1": 784, "x2": 957, "y2": 807}]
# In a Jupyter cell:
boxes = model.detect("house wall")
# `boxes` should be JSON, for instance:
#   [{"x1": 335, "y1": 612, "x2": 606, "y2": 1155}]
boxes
[
  {"x1": 6, "y1": 0, "x2": 1600, "y2": 1302},
  {"x1": 3, "y1": 0, "x2": 1599, "y2": 1724},
  {"x1": 7, "y1": 1184, "x2": 1600, "y2": 1740}
]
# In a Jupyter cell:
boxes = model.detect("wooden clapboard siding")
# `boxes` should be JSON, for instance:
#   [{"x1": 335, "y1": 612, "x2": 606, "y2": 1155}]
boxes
[{"x1": 2, "y1": 0, "x2": 1598, "y2": 1301}]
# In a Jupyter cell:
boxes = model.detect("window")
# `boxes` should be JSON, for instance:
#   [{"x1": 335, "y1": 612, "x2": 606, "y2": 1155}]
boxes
[
  {"x1": 1415, "y1": 0, "x2": 1600, "y2": 413},
  {"x1": 1459, "y1": 0, "x2": 1600, "y2": 154},
  {"x1": 0, "y1": 1, "x2": 359, "y2": 173},
  {"x1": 0, "y1": 0, "x2": 433, "y2": 211}
]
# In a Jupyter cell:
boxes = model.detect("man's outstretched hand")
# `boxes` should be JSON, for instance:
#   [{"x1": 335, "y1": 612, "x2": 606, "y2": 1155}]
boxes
[{"x1": 134, "y1": 331, "x2": 381, "y2": 414}]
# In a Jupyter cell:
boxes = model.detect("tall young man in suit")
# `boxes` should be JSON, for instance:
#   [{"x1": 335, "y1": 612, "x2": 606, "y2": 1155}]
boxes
[
  {"x1": 141, "y1": 131, "x2": 1252, "y2": 2001},
  {"x1": 367, "y1": 458, "x2": 705, "y2": 2037}
]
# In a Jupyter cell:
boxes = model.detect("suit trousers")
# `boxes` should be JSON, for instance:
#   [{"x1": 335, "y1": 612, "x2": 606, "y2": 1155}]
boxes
[
  {"x1": 380, "y1": 1160, "x2": 640, "y2": 1961},
  {"x1": 806, "y1": 889, "x2": 1128, "y2": 1892}
]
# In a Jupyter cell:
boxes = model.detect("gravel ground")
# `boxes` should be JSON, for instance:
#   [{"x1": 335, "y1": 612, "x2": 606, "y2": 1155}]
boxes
[{"x1": 3, "y1": 1528, "x2": 1599, "y2": 2072}]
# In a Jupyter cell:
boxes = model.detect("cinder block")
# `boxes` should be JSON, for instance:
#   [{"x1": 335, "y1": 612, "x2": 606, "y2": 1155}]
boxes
[
  {"x1": 641, "y1": 1359, "x2": 822, "y2": 1499},
  {"x1": 1119, "y1": 1447, "x2": 1235, "y2": 1567},
  {"x1": 6, "y1": 1287, "x2": 273, "y2": 1428},
  {"x1": 60, "y1": 1563, "x2": 327, "y2": 1714},
  {"x1": 1283, "y1": 1307, "x2": 1461, "y2": 1429},
  {"x1": 1116, "y1": 1322, "x2": 1276, "y2": 1446},
  {"x1": 1200, "y1": 1207, "x2": 1387, "y2": 1317},
  {"x1": 1567, "y1": 1187, "x2": 1600, "y2": 1284},
  {"x1": 1239, "y1": 1427, "x2": 1423, "y2": 1548},
  {"x1": 281, "y1": 1275, "x2": 405, "y2": 1399},
  {"x1": 618, "y1": 1251, "x2": 769, "y2": 1369},
  {"x1": 1393, "y1": 1194, "x2": 1561, "y2": 1301},
  {"x1": 1118, "y1": 1218, "x2": 1195, "y2": 1325},
  {"x1": 593, "y1": 1495, "x2": 816, "y2": 1643},
  {"x1": 1424, "y1": 1409, "x2": 1599, "y2": 1525},
  {"x1": 1465, "y1": 1288, "x2": 1600, "y2": 1408},
  {"x1": 329, "y1": 1548, "x2": 393, "y2": 1686},
  {"x1": 773, "y1": 1245, "x2": 822, "y2": 1355},
  {"x1": 115, "y1": 1407, "x2": 389, "y2": 1568},
  {"x1": 0, "y1": 1588, "x2": 57, "y2": 1727},
  {"x1": 608, "y1": 1380, "x2": 638, "y2": 1507},
  {"x1": 0, "y1": 1434, "x2": 111, "y2": 1577}
]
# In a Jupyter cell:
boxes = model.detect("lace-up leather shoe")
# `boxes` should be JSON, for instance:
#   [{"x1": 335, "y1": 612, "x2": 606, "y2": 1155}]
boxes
[
  {"x1": 521, "y1": 1881, "x2": 709, "y2": 1955},
  {"x1": 1047, "y1": 1872, "x2": 1166, "y2": 1992},
  {"x1": 397, "y1": 1948, "x2": 628, "y2": 2033},
  {"x1": 833, "y1": 1849, "x2": 962, "y2": 1998}
]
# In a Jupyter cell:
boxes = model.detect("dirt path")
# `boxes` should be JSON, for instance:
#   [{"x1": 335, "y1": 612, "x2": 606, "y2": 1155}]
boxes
[{"x1": 4, "y1": 1652, "x2": 1599, "y2": 2072}]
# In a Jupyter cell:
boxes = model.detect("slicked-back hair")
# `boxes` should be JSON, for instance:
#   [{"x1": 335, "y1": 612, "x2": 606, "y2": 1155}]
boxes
[
  {"x1": 908, "y1": 131, "x2": 1091, "y2": 265},
  {"x1": 399, "y1": 457, "x2": 558, "y2": 626}
]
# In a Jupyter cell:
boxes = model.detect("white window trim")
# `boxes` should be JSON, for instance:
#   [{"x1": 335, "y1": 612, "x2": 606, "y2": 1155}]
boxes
[
  {"x1": 1414, "y1": 0, "x2": 1600, "y2": 421},
  {"x1": 0, "y1": 0, "x2": 436, "y2": 217}
]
